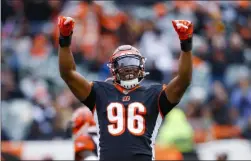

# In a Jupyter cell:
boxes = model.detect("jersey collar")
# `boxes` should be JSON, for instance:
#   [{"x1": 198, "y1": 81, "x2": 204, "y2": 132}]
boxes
[{"x1": 113, "y1": 83, "x2": 141, "y2": 95}]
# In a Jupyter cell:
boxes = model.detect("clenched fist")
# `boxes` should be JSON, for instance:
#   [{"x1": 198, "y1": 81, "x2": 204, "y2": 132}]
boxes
[
  {"x1": 58, "y1": 16, "x2": 75, "y2": 37},
  {"x1": 58, "y1": 16, "x2": 75, "y2": 47},
  {"x1": 172, "y1": 20, "x2": 193, "y2": 41},
  {"x1": 172, "y1": 20, "x2": 193, "y2": 52}
]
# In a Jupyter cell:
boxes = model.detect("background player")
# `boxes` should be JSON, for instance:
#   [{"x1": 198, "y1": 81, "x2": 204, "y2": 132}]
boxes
[
  {"x1": 71, "y1": 106, "x2": 98, "y2": 160},
  {"x1": 58, "y1": 16, "x2": 193, "y2": 161}
]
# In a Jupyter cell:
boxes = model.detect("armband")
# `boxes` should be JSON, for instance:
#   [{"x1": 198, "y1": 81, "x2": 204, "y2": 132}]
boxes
[
  {"x1": 59, "y1": 32, "x2": 73, "y2": 47},
  {"x1": 180, "y1": 37, "x2": 192, "y2": 52}
]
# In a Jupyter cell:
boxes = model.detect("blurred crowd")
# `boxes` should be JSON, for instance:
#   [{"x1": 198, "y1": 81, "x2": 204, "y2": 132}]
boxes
[{"x1": 1, "y1": 0, "x2": 251, "y2": 155}]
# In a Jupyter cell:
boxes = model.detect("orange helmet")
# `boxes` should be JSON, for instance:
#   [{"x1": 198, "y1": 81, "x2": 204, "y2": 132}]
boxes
[
  {"x1": 72, "y1": 106, "x2": 96, "y2": 135},
  {"x1": 107, "y1": 45, "x2": 149, "y2": 89}
]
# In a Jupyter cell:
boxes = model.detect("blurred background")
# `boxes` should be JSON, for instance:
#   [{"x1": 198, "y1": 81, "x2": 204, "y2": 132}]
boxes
[{"x1": 1, "y1": 0, "x2": 251, "y2": 160}]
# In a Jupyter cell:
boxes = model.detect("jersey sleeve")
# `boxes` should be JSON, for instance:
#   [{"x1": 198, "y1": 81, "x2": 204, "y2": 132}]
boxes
[
  {"x1": 81, "y1": 82, "x2": 98, "y2": 112},
  {"x1": 156, "y1": 84, "x2": 179, "y2": 117}
]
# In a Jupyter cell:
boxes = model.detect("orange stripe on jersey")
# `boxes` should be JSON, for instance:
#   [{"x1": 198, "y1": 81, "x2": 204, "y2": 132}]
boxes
[
  {"x1": 90, "y1": 81, "x2": 94, "y2": 88},
  {"x1": 113, "y1": 83, "x2": 141, "y2": 94},
  {"x1": 157, "y1": 84, "x2": 167, "y2": 118}
]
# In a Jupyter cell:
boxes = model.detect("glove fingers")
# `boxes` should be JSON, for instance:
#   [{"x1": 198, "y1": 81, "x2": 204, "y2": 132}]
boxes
[
  {"x1": 176, "y1": 20, "x2": 191, "y2": 27},
  {"x1": 58, "y1": 17, "x2": 61, "y2": 26},
  {"x1": 64, "y1": 17, "x2": 74, "y2": 25},
  {"x1": 172, "y1": 20, "x2": 176, "y2": 28},
  {"x1": 172, "y1": 20, "x2": 179, "y2": 32},
  {"x1": 183, "y1": 21, "x2": 188, "y2": 26},
  {"x1": 182, "y1": 22, "x2": 189, "y2": 33},
  {"x1": 180, "y1": 27, "x2": 186, "y2": 33},
  {"x1": 58, "y1": 16, "x2": 64, "y2": 26},
  {"x1": 58, "y1": 16, "x2": 75, "y2": 36},
  {"x1": 185, "y1": 21, "x2": 192, "y2": 28},
  {"x1": 172, "y1": 20, "x2": 193, "y2": 40}
]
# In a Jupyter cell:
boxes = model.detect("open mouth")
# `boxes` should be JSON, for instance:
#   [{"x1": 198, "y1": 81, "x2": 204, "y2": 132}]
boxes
[
  {"x1": 125, "y1": 73, "x2": 136, "y2": 80},
  {"x1": 118, "y1": 68, "x2": 139, "y2": 81}
]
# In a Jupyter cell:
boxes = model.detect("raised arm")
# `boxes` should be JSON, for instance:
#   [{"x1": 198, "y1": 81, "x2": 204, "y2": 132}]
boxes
[
  {"x1": 58, "y1": 16, "x2": 92, "y2": 101},
  {"x1": 164, "y1": 20, "x2": 193, "y2": 104}
]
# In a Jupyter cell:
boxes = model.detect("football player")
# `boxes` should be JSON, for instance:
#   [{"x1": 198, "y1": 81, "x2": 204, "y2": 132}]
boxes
[
  {"x1": 58, "y1": 16, "x2": 193, "y2": 161},
  {"x1": 71, "y1": 106, "x2": 98, "y2": 160}
]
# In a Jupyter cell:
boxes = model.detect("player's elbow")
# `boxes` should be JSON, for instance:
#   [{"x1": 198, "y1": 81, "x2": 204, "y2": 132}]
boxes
[
  {"x1": 179, "y1": 74, "x2": 192, "y2": 89},
  {"x1": 183, "y1": 79, "x2": 191, "y2": 93},
  {"x1": 185, "y1": 76, "x2": 192, "y2": 88},
  {"x1": 60, "y1": 70, "x2": 68, "y2": 80},
  {"x1": 180, "y1": 81, "x2": 190, "y2": 94},
  {"x1": 184, "y1": 82, "x2": 191, "y2": 93},
  {"x1": 60, "y1": 70, "x2": 73, "y2": 81}
]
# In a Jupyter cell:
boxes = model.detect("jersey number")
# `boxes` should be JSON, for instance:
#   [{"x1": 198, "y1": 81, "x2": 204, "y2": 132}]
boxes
[{"x1": 107, "y1": 102, "x2": 146, "y2": 136}]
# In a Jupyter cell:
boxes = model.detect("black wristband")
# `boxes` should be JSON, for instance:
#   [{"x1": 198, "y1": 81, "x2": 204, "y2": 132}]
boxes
[
  {"x1": 180, "y1": 37, "x2": 192, "y2": 52},
  {"x1": 59, "y1": 32, "x2": 72, "y2": 47}
]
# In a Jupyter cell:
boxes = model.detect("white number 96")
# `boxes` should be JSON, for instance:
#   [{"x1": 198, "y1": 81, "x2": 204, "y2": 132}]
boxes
[{"x1": 107, "y1": 102, "x2": 146, "y2": 136}]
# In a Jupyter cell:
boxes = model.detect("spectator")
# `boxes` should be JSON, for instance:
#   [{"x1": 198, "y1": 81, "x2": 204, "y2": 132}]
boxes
[
  {"x1": 230, "y1": 74, "x2": 251, "y2": 127},
  {"x1": 227, "y1": 32, "x2": 245, "y2": 65},
  {"x1": 139, "y1": 19, "x2": 174, "y2": 82},
  {"x1": 209, "y1": 81, "x2": 231, "y2": 125},
  {"x1": 208, "y1": 34, "x2": 227, "y2": 83},
  {"x1": 23, "y1": 0, "x2": 53, "y2": 34},
  {"x1": 1, "y1": 99, "x2": 33, "y2": 140},
  {"x1": 156, "y1": 108, "x2": 194, "y2": 153},
  {"x1": 1, "y1": 68, "x2": 24, "y2": 101}
]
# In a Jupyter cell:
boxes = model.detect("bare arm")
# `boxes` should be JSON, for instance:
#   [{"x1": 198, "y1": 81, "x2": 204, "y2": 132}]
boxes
[
  {"x1": 164, "y1": 51, "x2": 192, "y2": 103},
  {"x1": 59, "y1": 46, "x2": 92, "y2": 101},
  {"x1": 163, "y1": 20, "x2": 194, "y2": 104},
  {"x1": 58, "y1": 16, "x2": 92, "y2": 101}
]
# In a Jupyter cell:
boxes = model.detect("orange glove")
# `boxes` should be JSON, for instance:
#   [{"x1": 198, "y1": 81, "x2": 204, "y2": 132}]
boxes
[
  {"x1": 58, "y1": 16, "x2": 75, "y2": 47},
  {"x1": 58, "y1": 16, "x2": 75, "y2": 36},
  {"x1": 172, "y1": 20, "x2": 193, "y2": 52},
  {"x1": 172, "y1": 20, "x2": 193, "y2": 40}
]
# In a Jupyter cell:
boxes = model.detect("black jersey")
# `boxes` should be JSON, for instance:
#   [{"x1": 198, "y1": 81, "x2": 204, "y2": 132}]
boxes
[{"x1": 82, "y1": 81, "x2": 177, "y2": 161}]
